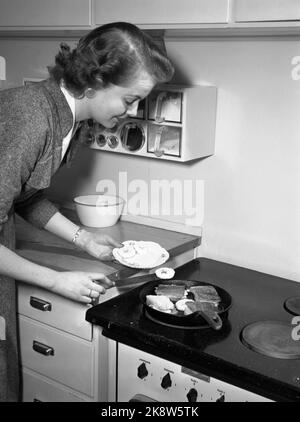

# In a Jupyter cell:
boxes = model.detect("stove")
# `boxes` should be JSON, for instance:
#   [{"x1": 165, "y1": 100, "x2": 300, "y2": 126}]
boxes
[{"x1": 86, "y1": 258, "x2": 300, "y2": 402}]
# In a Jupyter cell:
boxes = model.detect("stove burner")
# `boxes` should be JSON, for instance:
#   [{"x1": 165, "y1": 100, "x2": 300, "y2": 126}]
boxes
[
  {"x1": 241, "y1": 321, "x2": 300, "y2": 359},
  {"x1": 284, "y1": 296, "x2": 300, "y2": 316}
]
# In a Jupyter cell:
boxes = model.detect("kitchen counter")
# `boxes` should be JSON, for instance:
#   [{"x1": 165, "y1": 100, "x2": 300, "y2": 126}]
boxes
[
  {"x1": 15, "y1": 207, "x2": 201, "y2": 402},
  {"x1": 15, "y1": 207, "x2": 201, "y2": 290}
]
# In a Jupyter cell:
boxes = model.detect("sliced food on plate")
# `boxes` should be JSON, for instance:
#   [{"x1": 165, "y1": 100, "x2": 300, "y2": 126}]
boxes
[{"x1": 113, "y1": 240, "x2": 169, "y2": 269}]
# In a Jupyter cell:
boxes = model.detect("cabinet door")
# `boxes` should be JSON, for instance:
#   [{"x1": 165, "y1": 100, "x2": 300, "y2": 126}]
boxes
[
  {"x1": 235, "y1": 0, "x2": 300, "y2": 22},
  {"x1": 0, "y1": 0, "x2": 90, "y2": 27},
  {"x1": 94, "y1": 0, "x2": 229, "y2": 25}
]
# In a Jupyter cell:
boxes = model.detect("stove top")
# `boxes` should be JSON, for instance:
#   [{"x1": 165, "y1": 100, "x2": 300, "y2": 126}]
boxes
[{"x1": 86, "y1": 258, "x2": 300, "y2": 401}]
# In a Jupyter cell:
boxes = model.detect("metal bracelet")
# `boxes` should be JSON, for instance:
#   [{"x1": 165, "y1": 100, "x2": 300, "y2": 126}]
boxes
[{"x1": 72, "y1": 227, "x2": 83, "y2": 245}]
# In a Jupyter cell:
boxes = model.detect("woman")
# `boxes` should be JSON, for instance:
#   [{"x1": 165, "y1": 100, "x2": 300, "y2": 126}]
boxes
[{"x1": 0, "y1": 22, "x2": 174, "y2": 401}]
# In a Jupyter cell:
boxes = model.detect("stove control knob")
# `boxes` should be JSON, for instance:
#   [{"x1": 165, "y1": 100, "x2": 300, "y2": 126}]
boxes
[
  {"x1": 216, "y1": 394, "x2": 225, "y2": 402},
  {"x1": 187, "y1": 388, "x2": 198, "y2": 402},
  {"x1": 137, "y1": 362, "x2": 148, "y2": 379},
  {"x1": 161, "y1": 372, "x2": 172, "y2": 390}
]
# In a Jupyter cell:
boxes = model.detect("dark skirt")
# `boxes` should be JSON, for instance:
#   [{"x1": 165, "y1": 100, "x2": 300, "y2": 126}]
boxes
[{"x1": 0, "y1": 211, "x2": 19, "y2": 402}]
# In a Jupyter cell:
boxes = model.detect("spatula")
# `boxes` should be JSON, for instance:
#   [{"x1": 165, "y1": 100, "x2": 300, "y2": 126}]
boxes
[{"x1": 186, "y1": 301, "x2": 223, "y2": 330}]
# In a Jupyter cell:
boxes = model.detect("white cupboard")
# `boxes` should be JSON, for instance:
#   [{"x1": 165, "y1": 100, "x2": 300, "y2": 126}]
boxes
[
  {"x1": 1, "y1": 0, "x2": 300, "y2": 34},
  {"x1": 17, "y1": 282, "x2": 113, "y2": 402},
  {"x1": 93, "y1": 0, "x2": 229, "y2": 26},
  {"x1": 234, "y1": 0, "x2": 300, "y2": 22},
  {"x1": 0, "y1": 0, "x2": 91, "y2": 27},
  {"x1": 19, "y1": 316, "x2": 94, "y2": 396}
]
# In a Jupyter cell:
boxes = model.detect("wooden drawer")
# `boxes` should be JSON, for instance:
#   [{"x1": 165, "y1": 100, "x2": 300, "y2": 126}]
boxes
[
  {"x1": 19, "y1": 316, "x2": 94, "y2": 396},
  {"x1": 22, "y1": 368, "x2": 88, "y2": 402},
  {"x1": 17, "y1": 282, "x2": 92, "y2": 340}
]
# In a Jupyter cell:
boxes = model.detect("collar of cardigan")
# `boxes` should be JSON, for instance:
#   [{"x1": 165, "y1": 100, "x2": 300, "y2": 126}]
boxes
[{"x1": 42, "y1": 78, "x2": 74, "y2": 139}]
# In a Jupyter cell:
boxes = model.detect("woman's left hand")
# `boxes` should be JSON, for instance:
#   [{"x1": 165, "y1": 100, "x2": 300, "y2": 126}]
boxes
[{"x1": 76, "y1": 229, "x2": 123, "y2": 260}]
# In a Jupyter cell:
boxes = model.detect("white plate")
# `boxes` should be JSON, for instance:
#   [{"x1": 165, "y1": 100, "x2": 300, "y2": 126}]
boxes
[{"x1": 113, "y1": 240, "x2": 169, "y2": 269}]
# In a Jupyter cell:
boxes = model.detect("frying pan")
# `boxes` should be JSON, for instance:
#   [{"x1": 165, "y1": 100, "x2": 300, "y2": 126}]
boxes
[{"x1": 139, "y1": 279, "x2": 232, "y2": 330}]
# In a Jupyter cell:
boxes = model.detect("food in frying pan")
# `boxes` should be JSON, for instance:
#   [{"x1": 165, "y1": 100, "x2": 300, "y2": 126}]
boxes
[
  {"x1": 155, "y1": 284, "x2": 187, "y2": 301},
  {"x1": 175, "y1": 298, "x2": 195, "y2": 312},
  {"x1": 146, "y1": 283, "x2": 221, "y2": 316},
  {"x1": 146, "y1": 295, "x2": 175, "y2": 313},
  {"x1": 184, "y1": 300, "x2": 218, "y2": 316},
  {"x1": 189, "y1": 285, "x2": 221, "y2": 305}
]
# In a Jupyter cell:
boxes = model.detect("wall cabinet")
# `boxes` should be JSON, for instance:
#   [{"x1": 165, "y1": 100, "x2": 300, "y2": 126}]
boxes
[
  {"x1": 0, "y1": 0, "x2": 91, "y2": 27},
  {"x1": 234, "y1": 0, "x2": 300, "y2": 23},
  {"x1": 1, "y1": 0, "x2": 300, "y2": 35},
  {"x1": 93, "y1": 0, "x2": 229, "y2": 26}
]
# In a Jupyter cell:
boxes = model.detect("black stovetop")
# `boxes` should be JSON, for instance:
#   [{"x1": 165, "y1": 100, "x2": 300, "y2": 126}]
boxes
[{"x1": 86, "y1": 258, "x2": 300, "y2": 402}]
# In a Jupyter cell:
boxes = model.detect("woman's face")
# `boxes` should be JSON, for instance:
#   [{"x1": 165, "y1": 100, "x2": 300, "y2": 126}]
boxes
[{"x1": 85, "y1": 71, "x2": 155, "y2": 128}]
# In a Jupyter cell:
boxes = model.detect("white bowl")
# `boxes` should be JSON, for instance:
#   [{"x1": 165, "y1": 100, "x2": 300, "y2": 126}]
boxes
[{"x1": 73, "y1": 194, "x2": 125, "y2": 228}]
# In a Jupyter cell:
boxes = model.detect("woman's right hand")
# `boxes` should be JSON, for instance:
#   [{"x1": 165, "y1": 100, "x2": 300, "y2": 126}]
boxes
[{"x1": 52, "y1": 271, "x2": 114, "y2": 304}]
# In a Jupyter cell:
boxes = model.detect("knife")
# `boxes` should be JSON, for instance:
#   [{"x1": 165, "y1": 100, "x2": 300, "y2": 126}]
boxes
[
  {"x1": 111, "y1": 272, "x2": 160, "y2": 288},
  {"x1": 91, "y1": 272, "x2": 160, "y2": 306}
]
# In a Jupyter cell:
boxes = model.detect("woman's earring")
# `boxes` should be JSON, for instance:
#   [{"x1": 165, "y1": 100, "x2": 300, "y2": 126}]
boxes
[{"x1": 85, "y1": 88, "x2": 96, "y2": 98}]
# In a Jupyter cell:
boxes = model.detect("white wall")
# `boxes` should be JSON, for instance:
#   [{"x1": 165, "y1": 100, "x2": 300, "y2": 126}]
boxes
[{"x1": 1, "y1": 35, "x2": 299, "y2": 281}]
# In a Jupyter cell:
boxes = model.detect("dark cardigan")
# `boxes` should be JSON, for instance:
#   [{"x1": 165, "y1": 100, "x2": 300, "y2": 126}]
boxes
[
  {"x1": 0, "y1": 78, "x2": 75, "y2": 231},
  {"x1": 0, "y1": 78, "x2": 81, "y2": 401}
]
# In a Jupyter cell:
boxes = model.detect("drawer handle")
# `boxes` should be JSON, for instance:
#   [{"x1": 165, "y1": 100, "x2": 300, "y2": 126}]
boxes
[
  {"x1": 30, "y1": 296, "x2": 52, "y2": 312},
  {"x1": 32, "y1": 340, "x2": 54, "y2": 356}
]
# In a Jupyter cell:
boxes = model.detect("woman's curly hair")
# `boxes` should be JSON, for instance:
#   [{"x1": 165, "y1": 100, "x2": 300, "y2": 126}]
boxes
[{"x1": 49, "y1": 22, "x2": 174, "y2": 98}]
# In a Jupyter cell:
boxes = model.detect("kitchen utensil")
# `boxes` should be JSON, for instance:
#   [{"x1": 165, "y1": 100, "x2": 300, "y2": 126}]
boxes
[
  {"x1": 139, "y1": 279, "x2": 232, "y2": 330},
  {"x1": 241, "y1": 321, "x2": 300, "y2": 359},
  {"x1": 185, "y1": 301, "x2": 222, "y2": 330},
  {"x1": 73, "y1": 194, "x2": 125, "y2": 227},
  {"x1": 113, "y1": 240, "x2": 169, "y2": 269},
  {"x1": 112, "y1": 273, "x2": 159, "y2": 288},
  {"x1": 91, "y1": 273, "x2": 160, "y2": 305}
]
